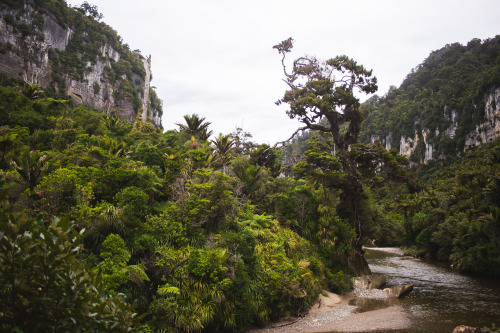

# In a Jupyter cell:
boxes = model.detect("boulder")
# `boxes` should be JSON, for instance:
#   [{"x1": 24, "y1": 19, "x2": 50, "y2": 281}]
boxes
[
  {"x1": 354, "y1": 275, "x2": 386, "y2": 290},
  {"x1": 312, "y1": 291, "x2": 343, "y2": 313},
  {"x1": 383, "y1": 284, "x2": 413, "y2": 298}
]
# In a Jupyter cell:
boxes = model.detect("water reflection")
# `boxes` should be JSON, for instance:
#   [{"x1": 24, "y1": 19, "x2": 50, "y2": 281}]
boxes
[
  {"x1": 364, "y1": 248, "x2": 500, "y2": 332},
  {"x1": 349, "y1": 297, "x2": 400, "y2": 313}
]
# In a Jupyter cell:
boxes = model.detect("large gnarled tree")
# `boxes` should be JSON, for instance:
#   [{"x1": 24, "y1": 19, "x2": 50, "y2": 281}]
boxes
[
  {"x1": 274, "y1": 38, "x2": 378, "y2": 274},
  {"x1": 274, "y1": 37, "x2": 377, "y2": 150}
]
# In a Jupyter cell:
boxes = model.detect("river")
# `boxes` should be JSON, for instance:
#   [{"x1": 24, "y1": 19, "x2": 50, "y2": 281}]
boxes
[{"x1": 356, "y1": 248, "x2": 500, "y2": 332}]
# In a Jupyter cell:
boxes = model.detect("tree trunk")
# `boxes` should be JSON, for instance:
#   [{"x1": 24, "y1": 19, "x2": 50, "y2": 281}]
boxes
[{"x1": 349, "y1": 248, "x2": 371, "y2": 276}]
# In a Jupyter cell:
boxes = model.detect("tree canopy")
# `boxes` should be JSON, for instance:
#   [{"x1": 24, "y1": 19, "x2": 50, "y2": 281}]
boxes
[{"x1": 273, "y1": 37, "x2": 377, "y2": 151}]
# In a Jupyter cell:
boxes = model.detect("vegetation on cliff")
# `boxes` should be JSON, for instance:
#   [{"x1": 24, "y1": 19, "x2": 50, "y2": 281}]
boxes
[
  {"x1": 360, "y1": 36, "x2": 500, "y2": 159},
  {"x1": 0, "y1": 0, "x2": 162, "y2": 123}
]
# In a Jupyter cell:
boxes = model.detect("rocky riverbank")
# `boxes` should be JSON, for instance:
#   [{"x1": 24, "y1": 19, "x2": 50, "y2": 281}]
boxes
[
  {"x1": 248, "y1": 290, "x2": 411, "y2": 333},
  {"x1": 250, "y1": 248, "x2": 414, "y2": 333}
]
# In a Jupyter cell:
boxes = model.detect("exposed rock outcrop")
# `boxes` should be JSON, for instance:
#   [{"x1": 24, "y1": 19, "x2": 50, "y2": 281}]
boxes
[
  {"x1": 383, "y1": 284, "x2": 414, "y2": 298},
  {"x1": 0, "y1": 1, "x2": 162, "y2": 128},
  {"x1": 367, "y1": 86, "x2": 500, "y2": 164},
  {"x1": 354, "y1": 275, "x2": 386, "y2": 290},
  {"x1": 370, "y1": 132, "x2": 393, "y2": 151},
  {"x1": 354, "y1": 273, "x2": 413, "y2": 300},
  {"x1": 465, "y1": 87, "x2": 500, "y2": 148}
]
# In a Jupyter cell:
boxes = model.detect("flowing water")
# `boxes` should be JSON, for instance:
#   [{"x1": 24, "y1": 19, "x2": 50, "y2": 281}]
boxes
[{"x1": 356, "y1": 248, "x2": 500, "y2": 332}]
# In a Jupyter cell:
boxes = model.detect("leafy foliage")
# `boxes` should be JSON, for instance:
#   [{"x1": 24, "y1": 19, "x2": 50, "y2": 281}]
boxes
[
  {"x1": 0, "y1": 80, "x2": 362, "y2": 331},
  {"x1": 4, "y1": 11, "x2": 498, "y2": 333},
  {"x1": 0, "y1": 213, "x2": 135, "y2": 332},
  {"x1": 370, "y1": 138, "x2": 500, "y2": 277}
]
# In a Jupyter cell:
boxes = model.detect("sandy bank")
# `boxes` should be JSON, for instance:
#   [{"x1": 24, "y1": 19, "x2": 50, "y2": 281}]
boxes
[
  {"x1": 248, "y1": 290, "x2": 411, "y2": 333},
  {"x1": 308, "y1": 305, "x2": 410, "y2": 332}
]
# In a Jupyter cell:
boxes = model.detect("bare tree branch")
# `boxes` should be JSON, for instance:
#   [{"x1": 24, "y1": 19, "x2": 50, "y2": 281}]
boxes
[{"x1": 273, "y1": 126, "x2": 308, "y2": 148}]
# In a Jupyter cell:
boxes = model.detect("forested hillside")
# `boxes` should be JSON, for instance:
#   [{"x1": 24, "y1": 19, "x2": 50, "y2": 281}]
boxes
[
  {"x1": 360, "y1": 36, "x2": 500, "y2": 163},
  {"x1": 369, "y1": 138, "x2": 500, "y2": 276},
  {"x1": 0, "y1": 75, "x2": 373, "y2": 331},
  {"x1": 1, "y1": 1, "x2": 499, "y2": 331},
  {"x1": 278, "y1": 36, "x2": 500, "y2": 280}
]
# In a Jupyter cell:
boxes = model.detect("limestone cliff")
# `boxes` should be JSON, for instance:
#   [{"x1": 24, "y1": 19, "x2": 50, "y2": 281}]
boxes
[
  {"x1": 0, "y1": 0, "x2": 162, "y2": 127},
  {"x1": 367, "y1": 87, "x2": 500, "y2": 165},
  {"x1": 362, "y1": 37, "x2": 500, "y2": 164}
]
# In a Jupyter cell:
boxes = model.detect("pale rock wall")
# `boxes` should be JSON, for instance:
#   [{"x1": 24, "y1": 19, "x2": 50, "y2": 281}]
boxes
[
  {"x1": 0, "y1": 3, "x2": 162, "y2": 128},
  {"x1": 398, "y1": 129, "x2": 433, "y2": 165},
  {"x1": 385, "y1": 133, "x2": 392, "y2": 151},
  {"x1": 422, "y1": 130, "x2": 433, "y2": 163},
  {"x1": 464, "y1": 87, "x2": 500, "y2": 149},
  {"x1": 65, "y1": 57, "x2": 115, "y2": 116},
  {"x1": 369, "y1": 133, "x2": 393, "y2": 151},
  {"x1": 0, "y1": 6, "x2": 53, "y2": 84},
  {"x1": 101, "y1": 42, "x2": 120, "y2": 62},
  {"x1": 444, "y1": 108, "x2": 458, "y2": 138},
  {"x1": 369, "y1": 87, "x2": 499, "y2": 164},
  {"x1": 42, "y1": 14, "x2": 73, "y2": 50},
  {"x1": 141, "y1": 55, "x2": 151, "y2": 121},
  {"x1": 369, "y1": 134, "x2": 380, "y2": 144},
  {"x1": 399, "y1": 133, "x2": 417, "y2": 161},
  {"x1": 152, "y1": 106, "x2": 162, "y2": 126}
]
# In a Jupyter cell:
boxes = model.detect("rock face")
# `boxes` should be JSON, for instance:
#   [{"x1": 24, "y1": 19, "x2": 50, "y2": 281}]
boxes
[
  {"x1": 383, "y1": 284, "x2": 414, "y2": 298},
  {"x1": 354, "y1": 274, "x2": 413, "y2": 300},
  {"x1": 367, "y1": 86, "x2": 500, "y2": 164},
  {"x1": 0, "y1": 1, "x2": 162, "y2": 127},
  {"x1": 465, "y1": 87, "x2": 500, "y2": 149},
  {"x1": 354, "y1": 275, "x2": 386, "y2": 290}
]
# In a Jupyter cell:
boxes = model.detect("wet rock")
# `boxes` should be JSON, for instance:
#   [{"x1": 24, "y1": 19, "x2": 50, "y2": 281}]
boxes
[
  {"x1": 452, "y1": 325, "x2": 492, "y2": 333},
  {"x1": 383, "y1": 284, "x2": 413, "y2": 298},
  {"x1": 315, "y1": 291, "x2": 341, "y2": 311},
  {"x1": 354, "y1": 286, "x2": 389, "y2": 299},
  {"x1": 354, "y1": 274, "x2": 386, "y2": 290}
]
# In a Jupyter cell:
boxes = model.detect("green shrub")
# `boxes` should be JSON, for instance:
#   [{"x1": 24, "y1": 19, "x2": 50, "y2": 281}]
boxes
[{"x1": 0, "y1": 213, "x2": 135, "y2": 331}]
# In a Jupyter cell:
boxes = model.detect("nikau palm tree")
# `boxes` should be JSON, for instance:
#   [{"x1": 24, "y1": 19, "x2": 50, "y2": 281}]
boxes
[
  {"x1": 176, "y1": 114, "x2": 212, "y2": 140},
  {"x1": 5, "y1": 150, "x2": 47, "y2": 191},
  {"x1": 211, "y1": 133, "x2": 235, "y2": 174}
]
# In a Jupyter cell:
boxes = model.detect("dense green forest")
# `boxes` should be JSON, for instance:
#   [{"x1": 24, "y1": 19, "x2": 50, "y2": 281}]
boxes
[
  {"x1": 1, "y1": 78, "x2": 499, "y2": 332},
  {"x1": 0, "y1": 74, "x2": 377, "y2": 331},
  {"x1": 0, "y1": 1, "x2": 499, "y2": 332},
  {"x1": 370, "y1": 140, "x2": 500, "y2": 275}
]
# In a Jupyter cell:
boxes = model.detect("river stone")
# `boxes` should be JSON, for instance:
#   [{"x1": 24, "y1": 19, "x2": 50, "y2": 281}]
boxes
[
  {"x1": 354, "y1": 275, "x2": 386, "y2": 289},
  {"x1": 316, "y1": 291, "x2": 342, "y2": 309},
  {"x1": 383, "y1": 284, "x2": 413, "y2": 298}
]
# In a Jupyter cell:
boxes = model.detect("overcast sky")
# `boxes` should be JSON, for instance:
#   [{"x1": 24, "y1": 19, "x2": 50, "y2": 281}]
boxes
[{"x1": 69, "y1": 0, "x2": 500, "y2": 144}]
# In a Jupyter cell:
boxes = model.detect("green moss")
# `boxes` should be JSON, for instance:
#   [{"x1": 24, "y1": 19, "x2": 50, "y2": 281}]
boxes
[
  {"x1": 92, "y1": 81, "x2": 100, "y2": 94},
  {"x1": 3, "y1": 13, "x2": 14, "y2": 25}
]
